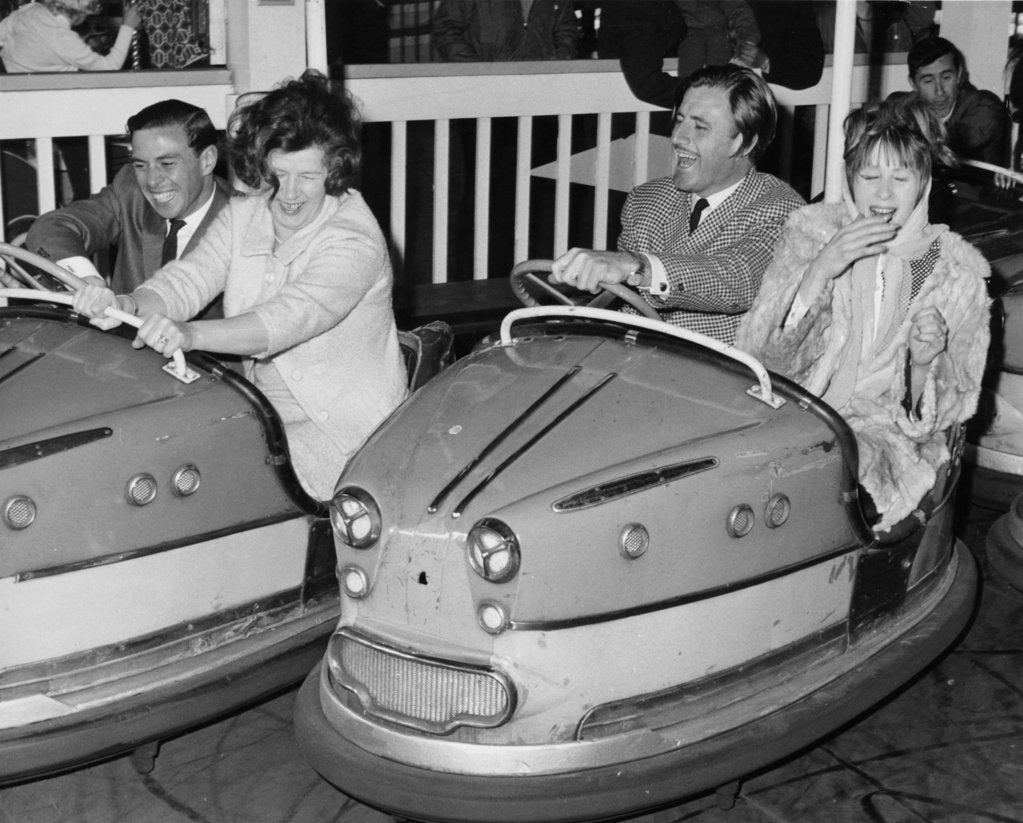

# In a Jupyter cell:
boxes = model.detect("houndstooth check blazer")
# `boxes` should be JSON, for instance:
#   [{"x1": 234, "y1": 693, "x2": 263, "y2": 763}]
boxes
[{"x1": 618, "y1": 170, "x2": 805, "y2": 344}]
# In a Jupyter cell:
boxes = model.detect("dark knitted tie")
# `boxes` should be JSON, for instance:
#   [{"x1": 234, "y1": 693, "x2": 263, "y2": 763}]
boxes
[
  {"x1": 161, "y1": 219, "x2": 186, "y2": 266},
  {"x1": 689, "y1": 198, "x2": 709, "y2": 234}
]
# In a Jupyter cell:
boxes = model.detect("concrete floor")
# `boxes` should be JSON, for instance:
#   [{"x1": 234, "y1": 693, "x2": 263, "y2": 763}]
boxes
[{"x1": 2, "y1": 501, "x2": 1021, "y2": 823}]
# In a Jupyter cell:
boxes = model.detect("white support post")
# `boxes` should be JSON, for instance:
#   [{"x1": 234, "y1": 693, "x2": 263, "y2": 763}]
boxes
[
  {"x1": 824, "y1": 0, "x2": 857, "y2": 204},
  {"x1": 306, "y1": 0, "x2": 328, "y2": 74}
]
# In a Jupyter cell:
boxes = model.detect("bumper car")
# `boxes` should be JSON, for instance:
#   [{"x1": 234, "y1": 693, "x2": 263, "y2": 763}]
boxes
[
  {"x1": 945, "y1": 169, "x2": 1023, "y2": 507},
  {"x1": 294, "y1": 261, "x2": 978, "y2": 823},
  {"x1": 937, "y1": 164, "x2": 1023, "y2": 592},
  {"x1": 937, "y1": 162, "x2": 1023, "y2": 509},
  {"x1": 0, "y1": 243, "x2": 452, "y2": 784}
]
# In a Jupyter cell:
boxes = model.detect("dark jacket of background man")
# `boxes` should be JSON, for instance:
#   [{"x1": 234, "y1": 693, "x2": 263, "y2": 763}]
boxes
[{"x1": 432, "y1": 0, "x2": 579, "y2": 61}]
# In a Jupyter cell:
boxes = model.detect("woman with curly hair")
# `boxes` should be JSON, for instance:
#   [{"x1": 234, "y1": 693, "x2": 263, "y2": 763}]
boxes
[
  {"x1": 736, "y1": 100, "x2": 990, "y2": 532},
  {"x1": 73, "y1": 70, "x2": 407, "y2": 499},
  {"x1": 0, "y1": 0, "x2": 140, "y2": 72}
]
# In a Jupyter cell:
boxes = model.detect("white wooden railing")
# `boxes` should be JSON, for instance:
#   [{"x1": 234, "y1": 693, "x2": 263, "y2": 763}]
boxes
[{"x1": 1, "y1": 56, "x2": 911, "y2": 290}]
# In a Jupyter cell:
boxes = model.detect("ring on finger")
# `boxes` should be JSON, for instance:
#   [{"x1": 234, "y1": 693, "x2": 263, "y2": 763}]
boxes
[{"x1": 155, "y1": 335, "x2": 169, "y2": 347}]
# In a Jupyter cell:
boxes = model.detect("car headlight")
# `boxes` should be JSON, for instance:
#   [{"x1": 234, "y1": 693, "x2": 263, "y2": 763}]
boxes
[
  {"x1": 330, "y1": 486, "x2": 382, "y2": 549},
  {"x1": 466, "y1": 518, "x2": 520, "y2": 583}
]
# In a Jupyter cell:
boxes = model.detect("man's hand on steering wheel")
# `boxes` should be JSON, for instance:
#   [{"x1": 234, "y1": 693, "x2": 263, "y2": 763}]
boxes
[
  {"x1": 509, "y1": 259, "x2": 662, "y2": 321},
  {"x1": 550, "y1": 249, "x2": 649, "y2": 293}
]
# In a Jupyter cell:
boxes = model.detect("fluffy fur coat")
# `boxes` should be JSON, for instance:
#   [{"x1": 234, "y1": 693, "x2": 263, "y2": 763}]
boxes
[{"x1": 735, "y1": 203, "x2": 991, "y2": 531}]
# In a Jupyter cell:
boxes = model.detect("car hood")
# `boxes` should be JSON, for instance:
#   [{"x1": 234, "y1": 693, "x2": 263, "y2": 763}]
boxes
[{"x1": 335, "y1": 326, "x2": 859, "y2": 650}]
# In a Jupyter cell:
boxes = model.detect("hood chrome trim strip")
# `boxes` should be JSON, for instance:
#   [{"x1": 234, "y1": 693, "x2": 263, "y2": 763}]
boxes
[
  {"x1": 452, "y1": 372, "x2": 617, "y2": 519},
  {"x1": 427, "y1": 365, "x2": 582, "y2": 516}
]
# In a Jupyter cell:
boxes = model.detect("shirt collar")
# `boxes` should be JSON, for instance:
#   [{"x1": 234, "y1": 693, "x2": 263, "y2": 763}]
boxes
[
  {"x1": 178, "y1": 186, "x2": 217, "y2": 233},
  {"x1": 696, "y1": 179, "x2": 743, "y2": 213}
]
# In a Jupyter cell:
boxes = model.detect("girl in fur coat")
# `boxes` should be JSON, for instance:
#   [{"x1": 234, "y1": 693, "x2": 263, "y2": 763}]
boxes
[{"x1": 735, "y1": 103, "x2": 991, "y2": 533}]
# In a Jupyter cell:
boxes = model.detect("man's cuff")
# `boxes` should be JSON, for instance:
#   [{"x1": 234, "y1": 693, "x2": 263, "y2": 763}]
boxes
[
  {"x1": 640, "y1": 254, "x2": 669, "y2": 297},
  {"x1": 57, "y1": 256, "x2": 104, "y2": 283}
]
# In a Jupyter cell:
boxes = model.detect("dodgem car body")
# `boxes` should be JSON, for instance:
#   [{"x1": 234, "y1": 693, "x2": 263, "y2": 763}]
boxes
[
  {"x1": 295, "y1": 263, "x2": 978, "y2": 823},
  {"x1": 944, "y1": 169, "x2": 1023, "y2": 510},
  {"x1": 0, "y1": 243, "x2": 451, "y2": 783}
]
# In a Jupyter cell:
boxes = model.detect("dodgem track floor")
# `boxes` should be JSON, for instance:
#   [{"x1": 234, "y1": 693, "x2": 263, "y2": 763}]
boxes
[{"x1": 1, "y1": 501, "x2": 1021, "y2": 823}]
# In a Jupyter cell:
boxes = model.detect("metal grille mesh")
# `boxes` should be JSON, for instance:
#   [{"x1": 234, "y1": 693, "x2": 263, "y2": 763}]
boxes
[
  {"x1": 340, "y1": 635, "x2": 508, "y2": 727},
  {"x1": 4, "y1": 497, "x2": 35, "y2": 529}
]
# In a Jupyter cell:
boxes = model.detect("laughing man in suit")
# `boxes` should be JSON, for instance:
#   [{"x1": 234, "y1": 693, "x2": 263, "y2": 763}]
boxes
[
  {"x1": 27, "y1": 99, "x2": 235, "y2": 315},
  {"x1": 551, "y1": 64, "x2": 804, "y2": 344}
]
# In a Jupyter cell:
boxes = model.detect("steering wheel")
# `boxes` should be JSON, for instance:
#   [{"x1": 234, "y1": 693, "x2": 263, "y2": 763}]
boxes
[
  {"x1": 509, "y1": 259, "x2": 662, "y2": 321},
  {"x1": 0, "y1": 242, "x2": 88, "y2": 292}
]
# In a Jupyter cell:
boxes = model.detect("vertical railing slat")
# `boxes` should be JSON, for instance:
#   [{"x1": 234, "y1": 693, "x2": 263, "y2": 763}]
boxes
[
  {"x1": 553, "y1": 113, "x2": 571, "y2": 257},
  {"x1": 36, "y1": 138, "x2": 58, "y2": 215},
  {"x1": 633, "y1": 110, "x2": 650, "y2": 189},
  {"x1": 474, "y1": 117, "x2": 491, "y2": 279},
  {"x1": 433, "y1": 119, "x2": 450, "y2": 285},
  {"x1": 778, "y1": 105, "x2": 795, "y2": 186},
  {"x1": 812, "y1": 104, "x2": 829, "y2": 200},
  {"x1": 0, "y1": 162, "x2": 6, "y2": 241},
  {"x1": 514, "y1": 115, "x2": 532, "y2": 264},
  {"x1": 390, "y1": 120, "x2": 408, "y2": 273},
  {"x1": 88, "y1": 135, "x2": 107, "y2": 195},
  {"x1": 592, "y1": 112, "x2": 611, "y2": 250}
]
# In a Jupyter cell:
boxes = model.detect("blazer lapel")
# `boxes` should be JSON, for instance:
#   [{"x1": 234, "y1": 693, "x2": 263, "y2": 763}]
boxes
[
  {"x1": 142, "y1": 204, "x2": 165, "y2": 277},
  {"x1": 688, "y1": 172, "x2": 757, "y2": 244},
  {"x1": 181, "y1": 179, "x2": 233, "y2": 256}
]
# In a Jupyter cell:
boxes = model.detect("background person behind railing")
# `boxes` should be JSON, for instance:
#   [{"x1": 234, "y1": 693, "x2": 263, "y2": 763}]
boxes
[
  {"x1": 129, "y1": 0, "x2": 208, "y2": 68},
  {"x1": 889, "y1": 35, "x2": 1011, "y2": 168},
  {"x1": 431, "y1": 0, "x2": 579, "y2": 62},
  {"x1": 0, "y1": 0, "x2": 143, "y2": 211},
  {"x1": 0, "y1": 0, "x2": 139, "y2": 71},
  {"x1": 674, "y1": 0, "x2": 761, "y2": 84}
]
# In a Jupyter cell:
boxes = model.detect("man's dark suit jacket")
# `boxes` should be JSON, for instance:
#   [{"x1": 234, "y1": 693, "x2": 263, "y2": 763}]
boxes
[{"x1": 26, "y1": 164, "x2": 235, "y2": 295}]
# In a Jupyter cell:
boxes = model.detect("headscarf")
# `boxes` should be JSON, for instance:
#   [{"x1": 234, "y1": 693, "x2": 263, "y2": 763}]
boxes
[{"x1": 819, "y1": 176, "x2": 946, "y2": 411}]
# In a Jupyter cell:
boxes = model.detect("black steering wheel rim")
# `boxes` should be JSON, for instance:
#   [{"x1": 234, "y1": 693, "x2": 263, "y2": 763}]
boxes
[
  {"x1": 509, "y1": 259, "x2": 661, "y2": 320},
  {"x1": 0, "y1": 242, "x2": 89, "y2": 292}
]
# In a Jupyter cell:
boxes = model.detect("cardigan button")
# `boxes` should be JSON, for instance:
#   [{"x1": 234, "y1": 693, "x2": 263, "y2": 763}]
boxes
[{"x1": 292, "y1": 370, "x2": 302, "y2": 380}]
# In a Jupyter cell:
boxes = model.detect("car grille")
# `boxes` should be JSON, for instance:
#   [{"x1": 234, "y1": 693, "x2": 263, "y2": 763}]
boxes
[{"x1": 329, "y1": 629, "x2": 515, "y2": 734}]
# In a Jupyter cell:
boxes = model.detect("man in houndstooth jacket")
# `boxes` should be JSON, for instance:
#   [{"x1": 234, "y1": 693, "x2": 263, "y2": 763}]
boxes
[{"x1": 551, "y1": 64, "x2": 804, "y2": 344}]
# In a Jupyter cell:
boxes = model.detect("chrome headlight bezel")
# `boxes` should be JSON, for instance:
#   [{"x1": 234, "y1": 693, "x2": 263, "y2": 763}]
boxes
[
  {"x1": 466, "y1": 517, "x2": 520, "y2": 583},
  {"x1": 330, "y1": 486, "x2": 382, "y2": 549}
]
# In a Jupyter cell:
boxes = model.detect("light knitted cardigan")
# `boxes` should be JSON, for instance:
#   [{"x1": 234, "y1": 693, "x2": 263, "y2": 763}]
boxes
[
  {"x1": 735, "y1": 203, "x2": 991, "y2": 531},
  {"x1": 137, "y1": 190, "x2": 407, "y2": 499}
]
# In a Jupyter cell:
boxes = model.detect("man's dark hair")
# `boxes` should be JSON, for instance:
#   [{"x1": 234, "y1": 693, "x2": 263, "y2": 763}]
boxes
[
  {"x1": 677, "y1": 64, "x2": 777, "y2": 164},
  {"x1": 126, "y1": 100, "x2": 219, "y2": 155},
  {"x1": 907, "y1": 36, "x2": 964, "y2": 80}
]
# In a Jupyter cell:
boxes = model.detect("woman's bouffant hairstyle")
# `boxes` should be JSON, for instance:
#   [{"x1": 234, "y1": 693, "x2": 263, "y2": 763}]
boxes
[
  {"x1": 843, "y1": 98, "x2": 953, "y2": 185},
  {"x1": 228, "y1": 69, "x2": 361, "y2": 197}
]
